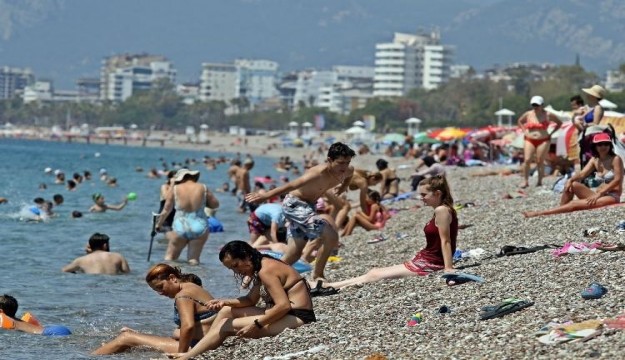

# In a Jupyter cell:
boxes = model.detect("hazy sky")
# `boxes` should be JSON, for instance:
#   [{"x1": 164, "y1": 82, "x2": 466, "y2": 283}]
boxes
[{"x1": 1, "y1": 0, "x2": 620, "y2": 89}]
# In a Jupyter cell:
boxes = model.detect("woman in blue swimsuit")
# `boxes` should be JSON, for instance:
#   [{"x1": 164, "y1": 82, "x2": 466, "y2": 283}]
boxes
[
  {"x1": 157, "y1": 169, "x2": 219, "y2": 265},
  {"x1": 93, "y1": 264, "x2": 216, "y2": 355}
]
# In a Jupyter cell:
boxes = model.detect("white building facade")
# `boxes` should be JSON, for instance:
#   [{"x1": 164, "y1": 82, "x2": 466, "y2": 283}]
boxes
[
  {"x1": 374, "y1": 30, "x2": 453, "y2": 97},
  {"x1": 0, "y1": 66, "x2": 34, "y2": 100},
  {"x1": 199, "y1": 63, "x2": 239, "y2": 102},
  {"x1": 100, "y1": 54, "x2": 176, "y2": 102},
  {"x1": 234, "y1": 59, "x2": 278, "y2": 106}
]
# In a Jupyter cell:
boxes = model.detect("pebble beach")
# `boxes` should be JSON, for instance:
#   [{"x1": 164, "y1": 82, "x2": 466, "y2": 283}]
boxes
[
  {"x1": 6, "y1": 131, "x2": 625, "y2": 359},
  {"x1": 188, "y1": 164, "x2": 625, "y2": 360}
]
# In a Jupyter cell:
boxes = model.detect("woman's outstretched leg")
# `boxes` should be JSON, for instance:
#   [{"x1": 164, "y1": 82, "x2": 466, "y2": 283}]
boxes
[
  {"x1": 92, "y1": 330, "x2": 178, "y2": 355},
  {"x1": 325, "y1": 264, "x2": 416, "y2": 290}
]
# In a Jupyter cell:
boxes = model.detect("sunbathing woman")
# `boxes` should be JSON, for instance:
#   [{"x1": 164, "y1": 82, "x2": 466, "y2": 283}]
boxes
[
  {"x1": 376, "y1": 159, "x2": 401, "y2": 199},
  {"x1": 321, "y1": 176, "x2": 457, "y2": 290},
  {"x1": 92, "y1": 264, "x2": 216, "y2": 355},
  {"x1": 167, "y1": 241, "x2": 315, "y2": 359},
  {"x1": 523, "y1": 133, "x2": 623, "y2": 218},
  {"x1": 348, "y1": 169, "x2": 383, "y2": 213},
  {"x1": 341, "y1": 190, "x2": 389, "y2": 237}
]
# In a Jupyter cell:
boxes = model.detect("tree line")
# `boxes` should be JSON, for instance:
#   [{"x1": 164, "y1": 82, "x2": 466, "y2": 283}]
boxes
[{"x1": 1, "y1": 65, "x2": 624, "y2": 133}]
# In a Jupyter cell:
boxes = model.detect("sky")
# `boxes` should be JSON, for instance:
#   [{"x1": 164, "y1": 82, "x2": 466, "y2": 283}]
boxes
[{"x1": 1, "y1": 0, "x2": 622, "y2": 89}]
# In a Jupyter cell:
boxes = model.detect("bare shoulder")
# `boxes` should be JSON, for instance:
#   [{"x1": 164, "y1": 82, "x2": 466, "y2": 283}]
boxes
[{"x1": 434, "y1": 205, "x2": 452, "y2": 219}]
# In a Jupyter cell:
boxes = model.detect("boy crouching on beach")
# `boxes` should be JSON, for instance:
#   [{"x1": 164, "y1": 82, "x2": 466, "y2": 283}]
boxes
[{"x1": 246, "y1": 142, "x2": 355, "y2": 282}]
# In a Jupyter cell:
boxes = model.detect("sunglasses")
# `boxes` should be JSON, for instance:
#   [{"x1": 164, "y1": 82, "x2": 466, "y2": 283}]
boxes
[
  {"x1": 595, "y1": 142, "x2": 611, "y2": 147},
  {"x1": 531, "y1": 104, "x2": 540, "y2": 107}
]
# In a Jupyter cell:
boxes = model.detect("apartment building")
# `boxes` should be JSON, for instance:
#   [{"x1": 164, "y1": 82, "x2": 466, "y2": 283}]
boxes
[
  {"x1": 100, "y1": 54, "x2": 176, "y2": 102},
  {"x1": 199, "y1": 63, "x2": 239, "y2": 102},
  {"x1": 234, "y1": 59, "x2": 278, "y2": 106},
  {"x1": 373, "y1": 30, "x2": 453, "y2": 97},
  {"x1": 0, "y1": 66, "x2": 35, "y2": 100}
]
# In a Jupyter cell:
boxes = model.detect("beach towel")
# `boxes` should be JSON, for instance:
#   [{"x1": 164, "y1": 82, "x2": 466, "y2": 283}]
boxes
[{"x1": 381, "y1": 192, "x2": 414, "y2": 204}]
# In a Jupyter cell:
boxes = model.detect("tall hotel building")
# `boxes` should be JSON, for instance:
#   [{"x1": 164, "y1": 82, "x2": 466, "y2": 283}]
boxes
[
  {"x1": 0, "y1": 66, "x2": 34, "y2": 100},
  {"x1": 199, "y1": 59, "x2": 278, "y2": 107},
  {"x1": 100, "y1": 54, "x2": 176, "y2": 102},
  {"x1": 374, "y1": 30, "x2": 453, "y2": 97}
]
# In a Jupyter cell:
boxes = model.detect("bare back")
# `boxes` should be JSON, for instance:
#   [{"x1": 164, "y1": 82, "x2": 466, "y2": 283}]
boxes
[
  {"x1": 65, "y1": 251, "x2": 129, "y2": 275},
  {"x1": 173, "y1": 182, "x2": 207, "y2": 212}
]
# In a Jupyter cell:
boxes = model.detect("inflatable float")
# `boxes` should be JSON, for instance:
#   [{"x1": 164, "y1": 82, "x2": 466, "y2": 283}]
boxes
[
  {"x1": 208, "y1": 217, "x2": 224, "y2": 233},
  {"x1": 260, "y1": 250, "x2": 312, "y2": 274}
]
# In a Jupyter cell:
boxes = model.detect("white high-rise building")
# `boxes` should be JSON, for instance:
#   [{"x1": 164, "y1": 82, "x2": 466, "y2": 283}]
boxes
[
  {"x1": 199, "y1": 63, "x2": 239, "y2": 102},
  {"x1": 100, "y1": 54, "x2": 176, "y2": 102},
  {"x1": 374, "y1": 30, "x2": 453, "y2": 97},
  {"x1": 234, "y1": 59, "x2": 278, "y2": 106}
]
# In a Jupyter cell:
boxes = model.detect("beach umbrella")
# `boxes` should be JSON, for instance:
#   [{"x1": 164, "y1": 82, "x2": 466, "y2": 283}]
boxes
[
  {"x1": 345, "y1": 126, "x2": 367, "y2": 135},
  {"x1": 382, "y1": 133, "x2": 405, "y2": 145},
  {"x1": 413, "y1": 132, "x2": 440, "y2": 144},
  {"x1": 434, "y1": 127, "x2": 468, "y2": 141}
]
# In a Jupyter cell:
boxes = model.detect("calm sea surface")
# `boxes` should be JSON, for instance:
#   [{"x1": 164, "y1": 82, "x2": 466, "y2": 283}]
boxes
[{"x1": 0, "y1": 139, "x2": 282, "y2": 360}]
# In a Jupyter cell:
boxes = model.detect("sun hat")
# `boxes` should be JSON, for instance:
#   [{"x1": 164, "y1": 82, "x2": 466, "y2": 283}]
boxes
[
  {"x1": 174, "y1": 169, "x2": 200, "y2": 183},
  {"x1": 582, "y1": 85, "x2": 606, "y2": 99},
  {"x1": 592, "y1": 133, "x2": 611, "y2": 144},
  {"x1": 530, "y1": 96, "x2": 544, "y2": 106}
]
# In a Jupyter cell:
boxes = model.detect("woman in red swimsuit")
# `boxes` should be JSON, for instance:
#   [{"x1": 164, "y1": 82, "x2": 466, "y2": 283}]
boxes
[
  {"x1": 320, "y1": 175, "x2": 457, "y2": 290},
  {"x1": 517, "y1": 95, "x2": 562, "y2": 188}
]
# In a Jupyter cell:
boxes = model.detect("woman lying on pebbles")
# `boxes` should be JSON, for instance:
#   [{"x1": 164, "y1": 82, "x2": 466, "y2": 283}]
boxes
[
  {"x1": 167, "y1": 241, "x2": 315, "y2": 360},
  {"x1": 523, "y1": 133, "x2": 623, "y2": 218},
  {"x1": 318, "y1": 176, "x2": 457, "y2": 291}
]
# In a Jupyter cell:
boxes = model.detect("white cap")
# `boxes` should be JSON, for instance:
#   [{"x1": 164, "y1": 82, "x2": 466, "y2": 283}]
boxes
[
  {"x1": 54, "y1": 169, "x2": 63, "y2": 176},
  {"x1": 44, "y1": 167, "x2": 52, "y2": 173},
  {"x1": 99, "y1": 168, "x2": 107, "y2": 174},
  {"x1": 530, "y1": 96, "x2": 544, "y2": 106}
]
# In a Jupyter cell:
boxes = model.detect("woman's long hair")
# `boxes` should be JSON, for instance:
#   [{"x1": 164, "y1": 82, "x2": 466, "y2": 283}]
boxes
[
  {"x1": 145, "y1": 263, "x2": 201, "y2": 285},
  {"x1": 219, "y1": 240, "x2": 269, "y2": 285},
  {"x1": 419, "y1": 175, "x2": 455, "y2": 216},
  {"x1": 590, "y1": 141, "x2": 615, "y2": 158}
]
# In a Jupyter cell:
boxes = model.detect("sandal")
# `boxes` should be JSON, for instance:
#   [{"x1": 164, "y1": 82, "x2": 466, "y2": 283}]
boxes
[
  {"x1": 480, "y1": 299, "x2": 534, "y2": 320},
  {"x1": 309, "y1": 280, "x2": 339, "y2": 297},
  {"x1": 441, "y1": 272, "x2": 484, "y2": 286},
  {"x1": 367, "y1": 234, "x2": 387, "y2": 244},
  {"x1": 581, "y1": 283, "x2": 607, "y2": 300}
]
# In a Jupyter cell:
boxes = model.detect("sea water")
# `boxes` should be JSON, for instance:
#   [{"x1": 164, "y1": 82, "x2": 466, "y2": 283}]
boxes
[{"x1": 0, "y1": 139, "x2": 282, "y2": 359}]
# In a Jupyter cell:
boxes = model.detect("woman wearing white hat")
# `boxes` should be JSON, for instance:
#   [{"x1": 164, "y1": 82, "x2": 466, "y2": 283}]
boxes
[
  {"x1": 517, "y1": 95, "x2": 562, "y2": 188},
  {"x1": 157, "y1": 169, "x2": 220, "y2": 265}
]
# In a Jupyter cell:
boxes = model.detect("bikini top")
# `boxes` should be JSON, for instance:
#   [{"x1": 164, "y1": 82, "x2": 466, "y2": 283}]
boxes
[
  {"x1": 525, "y1": 111, "x2": 550, "y2": 130},
  {"x1": 173, "y1": 296, "x2": 216, "y2": 326},
  {"x1": 584, "y1": 109, "x2": 595, "y2": 124},
  {"x1": 258, "y1": 275, "x2": 308, "y2": 308},
  {"x1": 595, "y1": 170, "x2": 615, "y2": 184}
]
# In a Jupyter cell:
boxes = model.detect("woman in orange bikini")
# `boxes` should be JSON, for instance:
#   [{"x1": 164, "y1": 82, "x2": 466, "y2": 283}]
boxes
[{"x1": 517, "y1": 95, "x2": 562, "y2": 188}]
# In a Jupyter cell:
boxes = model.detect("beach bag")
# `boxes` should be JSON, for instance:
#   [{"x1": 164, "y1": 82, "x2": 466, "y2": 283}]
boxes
[{"x1": 552, "y1": 174, "x2": 569, "y2": 194}]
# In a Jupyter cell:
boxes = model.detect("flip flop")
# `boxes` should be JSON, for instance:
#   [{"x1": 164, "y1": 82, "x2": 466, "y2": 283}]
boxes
[
  {"x1": 309, "y1": 280, "x2": 339, "y2": 297},
  {"x1": 480, "y1": 299, "x2": 534, "y2": 320},
  {"x1": 581, "y1": 283, "x2": 608, "y2": 300},
  {"x1": 442, "y1": 272, "x2": 485, "y2": 286}
]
